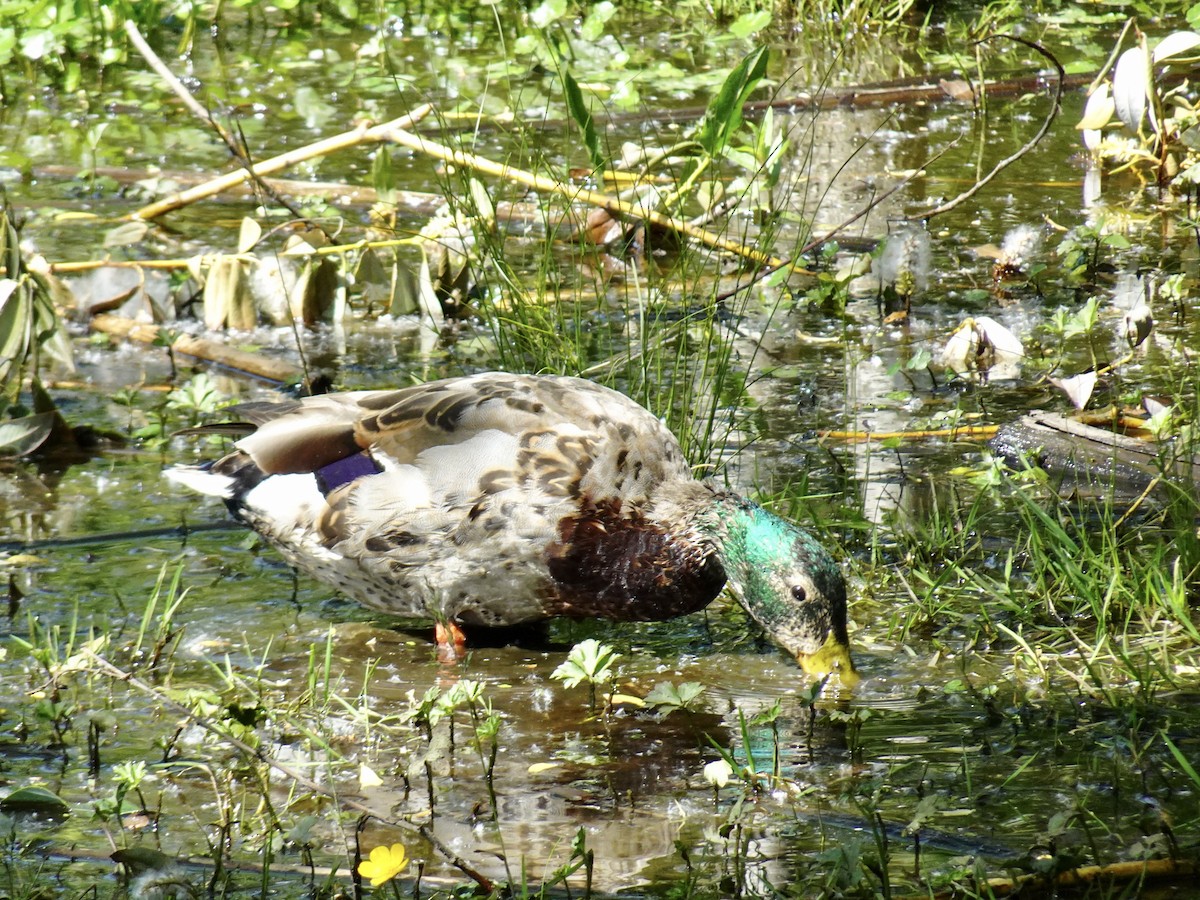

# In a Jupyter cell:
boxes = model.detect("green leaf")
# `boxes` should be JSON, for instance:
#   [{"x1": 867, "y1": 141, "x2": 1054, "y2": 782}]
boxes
[
  {"x1": 31, "y1": 283, "x2": 74, "y2": 373},
  {"x1": 550, "y1": 658, "x2": 587, "y2": 689},
  {"x1": 0, "y1": 785, "x2": 70, "y2": 815},
  {"x1": 750, "y1": 698, "x2": 782, "y2": 726},
  {"x1": 551, "y1": 639, "x2": 620, "y2": 688},
  {"x1": 371, "y1": 146, "x2": 395, "y2": 201},
  {"x1": 611, "y1": 79, "x2": 640, "y2": 110},
  {"x1": 530, "y1": 0, "x2": 567, "y2": 29},
  {"x1": 1064, "y1": 296, "x2": 1100, "y2": 338},
  {"x1": 729, "y1": 10, "x2": 771, "y2": 38},
  {"x1": 562, "y1": 69, "x2": 605, "y2": 172},
  {"x1": 904, "y1": 795, "x2": 940, "y2": 834},
  {"x1": 905, "y1": 347, "x2": 933, "y2": 369},
  {"x1": 0, "y1": 278, "x2": 30, "y2": 391},
  {"x1": 0, "y1": 28, "x2": 16, "y2": 66},
  {"x1": 697, "y1": 46, "x2": 769, "y2": 157},
  {"x1": 580, "y1": 1, "x2": 616, "y2": 41},
  {"x1": 1162, "y1": 732, "x2": 1200, "y2": 789},
  {"x1": 644, "y1": 681, "x2": 707, "y2": 712},
  {"x1": 0, "y1": 412, "x2": 55, "y2": 458}
]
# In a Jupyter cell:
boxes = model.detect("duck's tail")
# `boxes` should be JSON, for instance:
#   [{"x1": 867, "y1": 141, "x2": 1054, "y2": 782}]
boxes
[{"x1": 164, "y1": 464, "x2": 237, "y2": 500}]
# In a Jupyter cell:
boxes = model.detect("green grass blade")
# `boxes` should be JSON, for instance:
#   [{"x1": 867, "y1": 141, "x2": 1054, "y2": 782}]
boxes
[
  {"x1": 1161, "y1": 731, "x2": 1200, "y2": 789},
  {"x1": 697, "y1": 46, "x2": 769, "y2": 156},
  {"x1": 562, "y1": 68, "x2": 605, "y2": 173}
]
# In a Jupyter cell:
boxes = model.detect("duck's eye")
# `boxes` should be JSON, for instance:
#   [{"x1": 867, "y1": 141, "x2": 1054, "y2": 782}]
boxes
[{"x1": 791, "y1": 585, "x2": 807, "y2": 603}]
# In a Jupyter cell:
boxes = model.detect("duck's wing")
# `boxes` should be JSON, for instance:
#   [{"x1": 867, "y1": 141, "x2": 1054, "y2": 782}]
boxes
[{"x1": 221, "y1": 372, "x2": 691, "y2": 503}]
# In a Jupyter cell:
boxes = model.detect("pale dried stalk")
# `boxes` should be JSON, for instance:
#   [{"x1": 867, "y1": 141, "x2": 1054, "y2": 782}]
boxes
[
  {"x1": 381, "y1": 124, "x2": 785, "y2": 269},
  {"x1": 129, "y1": 107, "x2": 434, "y2": 221},
  {"x1": 124, "y1": 20, "x2": 433, "y2": 221}
]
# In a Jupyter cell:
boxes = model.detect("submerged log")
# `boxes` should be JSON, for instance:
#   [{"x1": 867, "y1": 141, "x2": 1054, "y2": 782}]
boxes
[
  {"x1": 90, "y1": 314, "x2": 304, "y2": 385},
  {"x1": 990, "y1": 411, "x2": 1199, "y2": 498}
]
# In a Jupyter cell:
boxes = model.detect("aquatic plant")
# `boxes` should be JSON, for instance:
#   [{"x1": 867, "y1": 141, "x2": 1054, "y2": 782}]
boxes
[{"x1": 551, "y1": 639, "x2": 621, "y2": 711}]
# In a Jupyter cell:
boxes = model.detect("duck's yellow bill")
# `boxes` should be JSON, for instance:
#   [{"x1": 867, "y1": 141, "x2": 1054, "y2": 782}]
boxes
[{"x1": 798, "y1": 635, "x2": 859, "y2": 688}]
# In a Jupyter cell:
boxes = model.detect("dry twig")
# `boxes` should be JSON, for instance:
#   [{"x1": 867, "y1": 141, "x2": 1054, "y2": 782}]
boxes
[
  {"x1": 121, "y1": 20, "x2": 433, "y2": 221},
  {"x1": 380, "y1": 124, "x2": 786, "y2": 269}
]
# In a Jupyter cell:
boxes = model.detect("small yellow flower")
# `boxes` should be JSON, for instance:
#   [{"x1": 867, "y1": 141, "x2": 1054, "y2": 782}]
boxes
[{"x1": 359, "y1": 842, "x2": 409, "y2": 887}]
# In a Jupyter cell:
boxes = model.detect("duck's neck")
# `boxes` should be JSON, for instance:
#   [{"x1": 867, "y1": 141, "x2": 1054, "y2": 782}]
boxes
[
  {"x1": 704, "y1": 496, "x2": 797, "y2": 615},
  {"x1": 652, "y1": 482, "x2": 771, "y2": 594}
]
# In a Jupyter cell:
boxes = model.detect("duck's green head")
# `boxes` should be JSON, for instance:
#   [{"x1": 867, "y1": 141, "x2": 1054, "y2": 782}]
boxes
[{"x1": 721, "y1": 501, "x2": 856, "y2": 685}]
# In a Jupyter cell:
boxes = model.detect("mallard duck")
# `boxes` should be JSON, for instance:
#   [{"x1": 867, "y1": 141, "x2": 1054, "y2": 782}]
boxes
[{"x1": 168, "y1": 372, "x2": 854, "y2": 678}]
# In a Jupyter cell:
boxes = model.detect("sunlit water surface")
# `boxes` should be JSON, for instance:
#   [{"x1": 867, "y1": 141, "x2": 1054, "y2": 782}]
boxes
[{"x1": 1, "y1": 7, "x2": 1198, "y2": 898}]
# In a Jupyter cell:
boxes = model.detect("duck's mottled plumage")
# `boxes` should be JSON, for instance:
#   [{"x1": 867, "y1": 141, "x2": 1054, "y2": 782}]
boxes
[{"x1": 169, "y1": 373, "x2": 853, "y2": 677}]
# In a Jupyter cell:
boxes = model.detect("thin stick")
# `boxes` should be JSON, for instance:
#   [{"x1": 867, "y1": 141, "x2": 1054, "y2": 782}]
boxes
[
  {"x1": 818, "y1": 425, "x2": 999, "y2": 443},
  {"x1": 122, "y1": 20, "x2": 235, "y2": 145},
  {"x1": 915, "y1": 35, "x2": 1064, "y2": 220},
  {"x1": 1111, "y1": 474, "x2": 1162, "y2": 530},
  {"x1": 121, "y1": 20, "x2": 433, "y2": 221},
  {"x1": 123, "y1": 20, "x2": 298, "y2": 219},
  {"x1": 380, "y1": 124, "x2": 786, "y2": 269},
  {"x1": 1086, "y1": 17, "x2": 1136, "y2": 96}
]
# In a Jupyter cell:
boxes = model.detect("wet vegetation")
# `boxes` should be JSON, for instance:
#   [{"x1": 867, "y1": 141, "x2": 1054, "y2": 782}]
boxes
[{"x1": 2, "y1": 0, "x2": 1200, "y2": 897}]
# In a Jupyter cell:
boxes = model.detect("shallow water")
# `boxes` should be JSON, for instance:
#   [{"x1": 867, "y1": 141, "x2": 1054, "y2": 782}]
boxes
[
  {"x1": 1, "y1": 6, "x2": 1199, "y2": 898},
  {"x1": 4, "y1": 459, "x2": 1190, "y2": 894}
]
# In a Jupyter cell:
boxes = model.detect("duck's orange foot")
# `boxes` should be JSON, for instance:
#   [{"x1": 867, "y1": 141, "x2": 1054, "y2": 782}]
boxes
[{"x1": 434, "y1": 621, "x2": 468, "y2": 663}]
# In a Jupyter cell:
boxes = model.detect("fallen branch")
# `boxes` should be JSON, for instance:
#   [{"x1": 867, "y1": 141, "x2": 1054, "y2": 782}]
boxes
[
  {"x1": 122, "y1": 19, "x2": 433, "y2": 222},
  {"x1": 91, "y1": 313, "x2": 303, "y2": 385},
  {"x1": 990, "y1": 410, "x2": 1199, "y2": 499},
  {"x1": 818, "y1": 425, "x2": 998, "y2": 443},
  {"x1": 380, "y1": 124, "x2": 786, "y2": 269}
]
